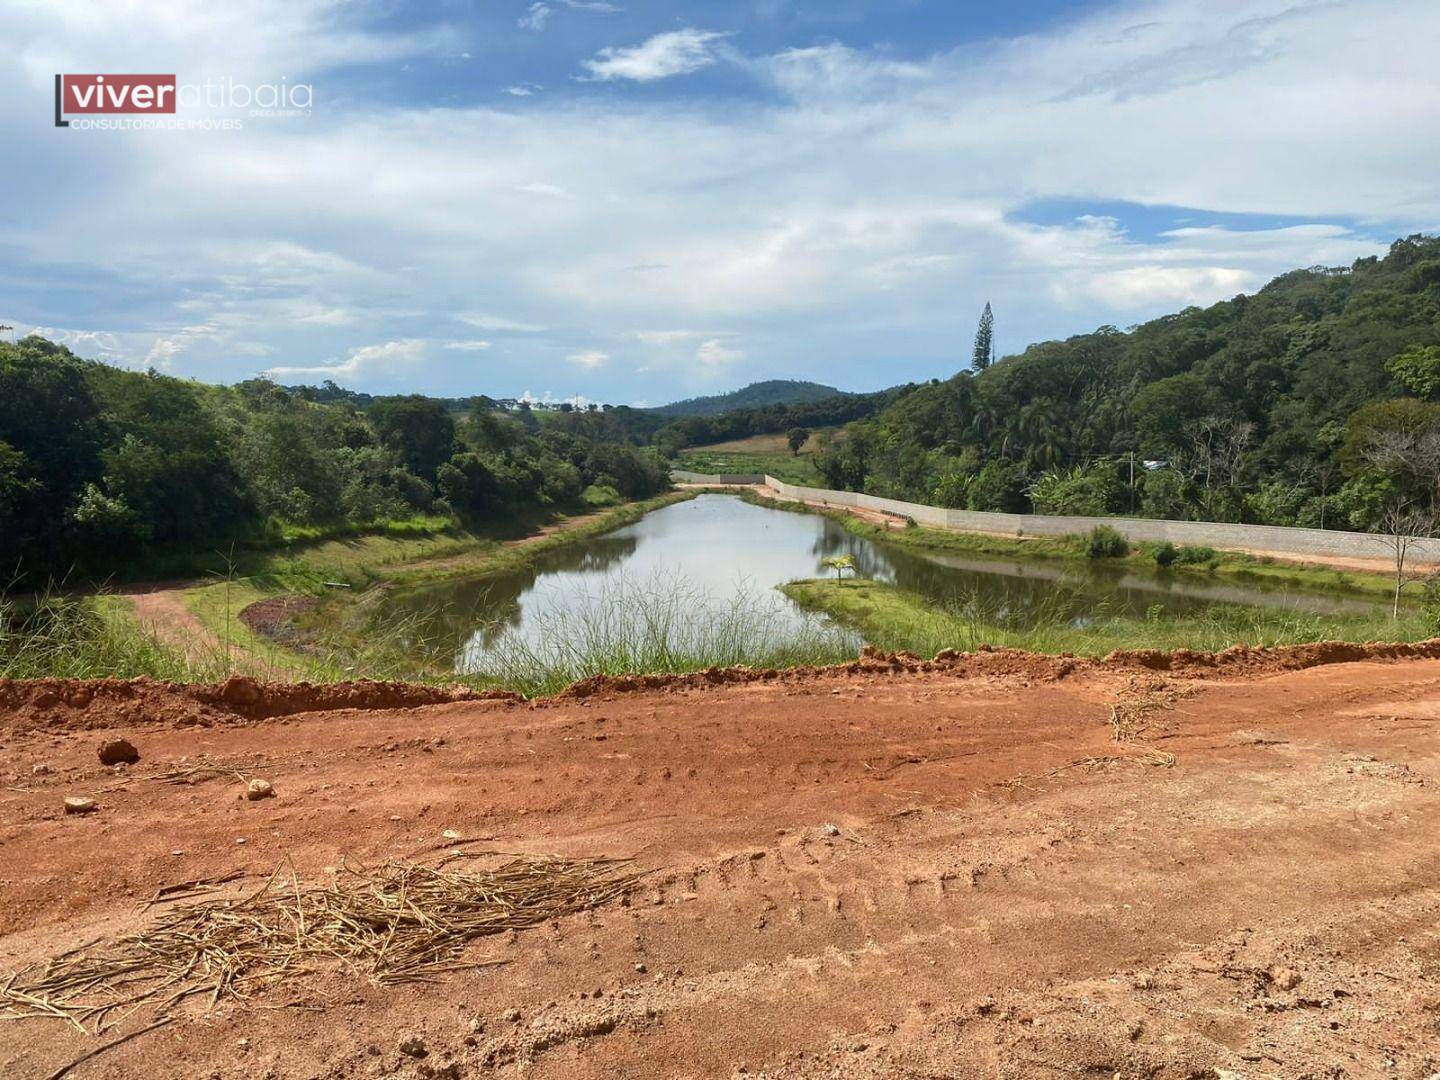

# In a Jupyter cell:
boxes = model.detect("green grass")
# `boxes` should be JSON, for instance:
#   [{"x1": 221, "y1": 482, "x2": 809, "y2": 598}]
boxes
[
  {"x1": 0, "y1": 590, "x2": 207, "y2": 681},
  {"x1": 678, "y1": 448, "x2": 825, "y2": 486},
  {"x1": 2, "y1": 492, "x2": 706, "y2": 692},
  {"x1": 461, "y1": 573, "x2": 857, "y2": 697},
  {"x1": 9, "y1": 486, "x2": 1423, "y2": 695},
  {"x1": 738, "y1": 489, "x2": 1399, "y2": 601},
  {"x1": 177, "y1": 491, "x2": 702, "y2": 680},
  {"x1": 55, "y1": 514, "x2": 467, "y2": 586},
  {"x1": 781, "y1": 577, "x2": 1432, "y2": 658}
]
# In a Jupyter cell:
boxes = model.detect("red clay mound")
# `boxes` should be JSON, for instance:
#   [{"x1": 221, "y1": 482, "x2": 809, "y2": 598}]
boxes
[
  {"x1": 0, "y1": 675, "x2": 518, "y2": 734},
  {"x1": 556, "y1": 637, "x2": 1440, "y2": 699},
  {"x1": 4, "y1": 638, "x2": 1440, "y2": 733}
]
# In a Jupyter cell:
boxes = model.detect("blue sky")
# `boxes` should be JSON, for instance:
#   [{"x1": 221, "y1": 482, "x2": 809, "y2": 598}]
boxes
[{"x1": 2, "y1": 0, "x2": 1438, "y2": 405}]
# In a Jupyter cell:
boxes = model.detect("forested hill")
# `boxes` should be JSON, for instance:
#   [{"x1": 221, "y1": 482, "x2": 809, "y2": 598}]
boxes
[
  {"x1": 0, "y1": 340, "x2": 669, "y2": 582},
  {"x1": 817, "y1": 234, "x2": 1440, "y2": 531},
  {"x1": 654, "y1": 379, "x2": 846, "y2": 417}
]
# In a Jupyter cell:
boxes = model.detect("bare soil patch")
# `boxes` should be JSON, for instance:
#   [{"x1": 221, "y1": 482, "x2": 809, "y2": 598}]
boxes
[
  {"x1": 2, "y1": 651, "x2": 1439, "y2": 1077},
  {"x1": 238, "y1": 594, "x2": 321, "y2": 648}
]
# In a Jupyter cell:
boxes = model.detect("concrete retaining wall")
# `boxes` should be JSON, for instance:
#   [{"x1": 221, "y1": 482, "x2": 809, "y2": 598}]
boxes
[
  {"x1": 671, "y1": 469, "x2": 766, "y2": 485},
  {"x1": 668, "y1": 469, "x2": 1440, "y2": 564}
]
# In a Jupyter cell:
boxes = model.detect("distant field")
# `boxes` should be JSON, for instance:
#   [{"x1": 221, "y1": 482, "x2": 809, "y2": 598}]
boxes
[
  {"x1": 678, "y1": 449, "x2": 820, "y2": 484},
  {"x1": 678, "y1": 429, "x2": 838, "y2": 484},
  {"x1": 693, "y1": 431, "x2": 826, "y2": 454}
]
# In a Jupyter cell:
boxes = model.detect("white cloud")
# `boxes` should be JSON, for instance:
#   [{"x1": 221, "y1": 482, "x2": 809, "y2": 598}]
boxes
[
  {"x1": 25, "y1": 326, "x2": 132, "y2": 364},
  {"x1": 567, "y1": 349, "x2": 610, "y2": 368},
  {"x1": 458, "y1": 314, "x2": 547, "y2": 333},
  {"x1": 762, "y1": 43, "x2": 929, "y2": 100},
  {"x1": 636, "y1": 329, "x2": 701, "y2": 345},
  {"x1": 504, "y1": 83, "x2": 543, "y2": 97},
  {"x1": 2, "y1": 0, "x2": 1437, "y2": 398},
  {"x1": 696, "y1": 338, "x2": 743, "y2": 367},
  {"x1": 519, "y1": 0, "x2": 619, "y2": 32},
  {"x1": 265, "y1": 339, "x2": 426, "y2": 380},
  {"x1": 518, "y1": 3, "x2": 552, "y2": 31},
  {"x1": 581, "y1": 29, "x2": 728, "y2": 82},
  {"x1": 1054, "y1": 265, "x2": 1257, "y2": 309},
  {"x1": 517, "y1": 182, "x2": 572, "y2": 199},
  {"x1": 143, "y1": 337, "x2": 184, "y2": 368},
  {"x1": 443, "y1": 339, "x2": 491, "y2": 351}
]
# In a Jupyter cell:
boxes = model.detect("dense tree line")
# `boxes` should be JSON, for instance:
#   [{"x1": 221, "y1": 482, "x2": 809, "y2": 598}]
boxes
[
  {"x1": 815, "y1": 235, "x2": 1440, "y2": 531},
  {"x1": 650, "y1": 386, "x2": 912, "y2": 455},
  {"x1": 653, "y1": 379, "x2": 846, "y2": 418},
  {"x1": 0, "y1": 338, "x2": 667, "y2": 582}
]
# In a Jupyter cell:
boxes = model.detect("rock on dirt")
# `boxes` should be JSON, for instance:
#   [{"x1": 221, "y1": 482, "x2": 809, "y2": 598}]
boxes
[
  {"x1": 97, "y1": 737, "x2": 139, "y2": 765},
  {"x1": 63, "y1": 796, "x2": 97, "y2": 815},
  {"x1": 220, "y1": 675, "x2": 264, "y2": 708},
  {"x1": 1268, "y1": 965, "x2": 1302, "y2": 990},
  {"x1": 244, "y1": 778, "x2": 275, "y2": 801},
  {"x1": 398, "y1": 1034, "x2": 428, "y2": 1058}
]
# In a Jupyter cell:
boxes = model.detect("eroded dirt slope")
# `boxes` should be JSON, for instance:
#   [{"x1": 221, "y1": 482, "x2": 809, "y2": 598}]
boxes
[{"x1": 2, "y1": 653, "x2": 1439, "y2": 1078}]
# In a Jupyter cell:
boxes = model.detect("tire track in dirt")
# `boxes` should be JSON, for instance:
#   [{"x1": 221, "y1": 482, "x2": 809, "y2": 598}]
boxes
[{"x1": 2, "y1": 656, "x2": 1439, "y2": 1077}]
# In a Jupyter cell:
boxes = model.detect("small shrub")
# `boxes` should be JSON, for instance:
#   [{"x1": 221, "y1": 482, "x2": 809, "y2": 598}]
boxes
[
  {"x1": 580, "y1": 484, "x2": 623, "y2": 508},
  {"x1": 1174, "y1": 544, "x2": 1217, "y2": 565},
  {"x1": 1153, "y1": 541, "x2": 1178, "y2": 567},
  {"x1": 1421, "y1": 578, "x2": 1440, "y2": 632},
  {"x1": 1086, "y1": 525, "x2": 1130, "y2": 559}
]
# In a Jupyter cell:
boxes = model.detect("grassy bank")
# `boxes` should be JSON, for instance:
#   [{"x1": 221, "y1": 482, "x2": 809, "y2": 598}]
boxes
[
  {"x1": 781, "y1": 577, "x2": 1432, "y2": 658},
  {"x1": 678, "y1": 445, "x2": 825, "y2": 486},
  {"x1": 457, "y1": 573, "x2": 857, "y2": 697},
  {"x1": 1, "y1": 591, "x2": 207, "y2": 681},
  {"x1": 739, "y1": 489, "x2": 1399, "y2": 602},
  {"x1": 178, "y1": 491, "x2": 702, "y2": 677},
  {"x1": 2, "y1": 492, "x2": 704, "y2": 689}
]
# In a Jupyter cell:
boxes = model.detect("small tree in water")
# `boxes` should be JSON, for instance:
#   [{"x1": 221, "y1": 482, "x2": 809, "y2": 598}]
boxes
[{"x1": 822, "y1": 554, "x2": 857, "y2": 581}]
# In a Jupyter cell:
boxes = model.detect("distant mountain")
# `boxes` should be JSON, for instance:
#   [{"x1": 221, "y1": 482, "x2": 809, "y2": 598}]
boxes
[{"x1": 653, "y1": 379, "x2": 848, "y2": 418}]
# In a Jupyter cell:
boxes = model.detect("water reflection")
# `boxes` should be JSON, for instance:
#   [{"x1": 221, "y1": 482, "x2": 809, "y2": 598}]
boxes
[{"x1": 384, "y1": 494, "x2": 1379, "y2": 672}]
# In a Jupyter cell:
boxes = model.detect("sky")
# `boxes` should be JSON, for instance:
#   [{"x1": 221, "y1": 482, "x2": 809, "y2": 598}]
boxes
[{"x1": 2, "y1": 0, "x2": 1438, "y2": 407}]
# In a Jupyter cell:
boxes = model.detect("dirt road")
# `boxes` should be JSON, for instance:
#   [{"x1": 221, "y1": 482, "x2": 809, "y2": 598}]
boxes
[
  {"x1": 1, "y1": 652, "x2": 1438, "y2": 1078},
  {"x1": 681, "y1": 483, "x2": 1423, "y2": 574}
]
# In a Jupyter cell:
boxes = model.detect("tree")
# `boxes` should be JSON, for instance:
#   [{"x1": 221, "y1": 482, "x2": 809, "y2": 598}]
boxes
[
  {"x1": 367, "y1": 396, "x2": 456, "y2": 481},
  {"x1": 436, "y1": 452, "x2": 501, "y2": 518},
  {"x1": 1386, "y1": 345, "x2": 1440, "y2": 399},
  {"x1": 972, "y1": 302, "x2": 994, "y2": 372},
  {"x1": 821, "y1": 554, "x2": 857, "y2": 581},
  {"x1": 1374, "y1": 501, "x2": 1435, "y2": 618},
  {"x1": 1359, "y1": 422, "x2": 1440, "y2": 507},
  {"x1": 1027, "y1": 463, "x2": 1119, "y2": 516},
  {"x1": 1179, "y1": 416, "x2": 1255, "y2": 521},
  {"x1": 786, "y1": 427, "x2": 810, "y2": 455}
]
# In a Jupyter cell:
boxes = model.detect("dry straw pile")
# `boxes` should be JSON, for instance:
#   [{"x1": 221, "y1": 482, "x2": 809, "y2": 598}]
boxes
[{"x1": 2, "y1": 854, "x2": 639, "y2": 1034}]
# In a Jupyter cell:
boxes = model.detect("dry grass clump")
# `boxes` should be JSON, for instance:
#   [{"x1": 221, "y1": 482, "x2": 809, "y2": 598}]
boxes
[
  {"x1": 1109, "y1": 676, "x2": 1194, "y2": 742},
  {"x1": 1, "y1": 855, "x2": 639, "y2": 1034},
  {"x1": 1000, "y1": 749, "x2": 1176, "y2": 789}
]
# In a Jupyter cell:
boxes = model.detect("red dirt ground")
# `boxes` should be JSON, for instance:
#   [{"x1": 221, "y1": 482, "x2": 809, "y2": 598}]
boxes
[{"x1": 2, "y1": 647, "x2": 1439, "y2": 1078}]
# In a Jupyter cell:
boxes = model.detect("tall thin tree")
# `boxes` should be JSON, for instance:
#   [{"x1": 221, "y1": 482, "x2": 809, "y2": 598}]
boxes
[{"x1": 972, "y1": 302, "x2": 994, "y2": 371}]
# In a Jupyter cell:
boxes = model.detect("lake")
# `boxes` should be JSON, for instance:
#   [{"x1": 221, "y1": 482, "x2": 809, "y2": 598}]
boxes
[{"x1": 388, "y1": 494, "x2": 1376, "y2": 674}]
